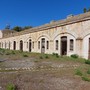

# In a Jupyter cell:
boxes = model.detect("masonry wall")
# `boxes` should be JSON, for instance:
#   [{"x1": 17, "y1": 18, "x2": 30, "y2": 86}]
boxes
[{"x1": 0, "y1": 19, "x2": 90, "y2": 59}]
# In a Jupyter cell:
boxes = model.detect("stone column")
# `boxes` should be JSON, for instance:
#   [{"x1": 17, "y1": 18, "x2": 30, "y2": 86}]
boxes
[{"x1": 76, "y1": 37, "x2": 83, "y2": 57}]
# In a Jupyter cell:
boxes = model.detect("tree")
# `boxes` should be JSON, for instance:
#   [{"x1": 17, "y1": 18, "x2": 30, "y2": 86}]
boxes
[
  {"x1": 12, "y1": 25, "x2": 33, "y2": 32},
  {"x1": 23, "y1": 26, "x2": 32, "y2": 30},
  {"x1": 83, "y1": 8, "x2": 87, "y2": 13},
  {"x1": 12, "y1": 26, "x2": 22, "y2": 32}
]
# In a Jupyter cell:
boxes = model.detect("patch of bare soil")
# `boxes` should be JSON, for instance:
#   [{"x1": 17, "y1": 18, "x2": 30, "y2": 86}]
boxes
[
  {"x1": 0, "y1": 57, "x2": 89, "y2": 90},
  {"x1": 0, "y1": 70, "x2": 90, "y2": 90}
]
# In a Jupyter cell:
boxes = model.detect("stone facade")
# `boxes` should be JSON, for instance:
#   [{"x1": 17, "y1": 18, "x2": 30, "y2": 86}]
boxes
[{"x1": 0, "y1": 12, "x2": 90, "y2": 59}]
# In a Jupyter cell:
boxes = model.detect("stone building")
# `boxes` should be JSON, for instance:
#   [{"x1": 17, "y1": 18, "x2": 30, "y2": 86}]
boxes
[{"x1": 0, "y1": 12, "x2": 90, "y2": 59}]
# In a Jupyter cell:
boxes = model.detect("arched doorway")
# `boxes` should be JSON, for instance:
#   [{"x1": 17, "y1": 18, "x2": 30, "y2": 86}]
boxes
[
  {"x1": 41, "y1": 38, "x2": 45, "y2": 53},
  {"x1": 61, "y1": 36, "x2": 67, "y2": 55},
  {"x1": 29, "y1": 39, "x2": 32, "y2": 52},
  {"x1": 13, "y1": 41, "x2": 16, "y2": 50},
  {"x1": 20, "y1": 40, "x2": 23, "y2": 51}
]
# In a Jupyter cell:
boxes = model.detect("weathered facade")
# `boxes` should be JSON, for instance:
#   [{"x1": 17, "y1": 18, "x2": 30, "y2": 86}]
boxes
[{"x1": 0, "y1": 12, "x2": 90, "y2": 59}]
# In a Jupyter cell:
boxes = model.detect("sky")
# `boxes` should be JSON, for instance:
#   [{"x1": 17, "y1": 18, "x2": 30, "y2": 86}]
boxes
[{"x1": 0, "y1": 0, "x2": 90, "y2": 30}]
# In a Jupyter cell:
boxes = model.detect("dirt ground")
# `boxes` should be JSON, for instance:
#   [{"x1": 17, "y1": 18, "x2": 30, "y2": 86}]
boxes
[
  {"x1": 0, "y1": 50, "x2": 90, "y2": 90},
  {"x1": 0, "y1": 55, "x2": 90, "y2": 90}
]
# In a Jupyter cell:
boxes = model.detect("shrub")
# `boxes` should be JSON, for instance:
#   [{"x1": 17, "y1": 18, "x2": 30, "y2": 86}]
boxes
[
  {"x1": 6, "y1": 83, "x2": 16, "y2": 90},
  {"x1": 52, "y1": 53, "x2": 56, "y2": 56},
  {"x1": 56, "y1": 53, "x2": 59, "y2": 58},
  {"x1": 52, "y1": 53, "x2": 59, "y2": 58},
  {"x1": 85, "y1": 60, "x2": 90, "y2": 65},
  {"x1": 82, "y1": 76, "x2": 90, "y2": 82},
  {"x1": 23, "y1": 54, "x2": 28, "y2": 57},
  {"x1": 45, "y1": 55, "x2": 49, "y2": 59},
  {"x1": 75, "y1": 69, "x2": 83, "y2": 76},
  {"x1": 11, "y1": 51, "x2": 15, "y2": 55},
  {"x1": 71, "y1": 54, "x2": 78, "y2": 59},
  {"x1": 87, "y1": 69, "x2": 90, "y2": 74},
  {"x1": 40, "y1": 56, "x2": 43, "y2": 59},
  {"x1": 5, "y1": 52, "x2": 11, "y2": 55}
]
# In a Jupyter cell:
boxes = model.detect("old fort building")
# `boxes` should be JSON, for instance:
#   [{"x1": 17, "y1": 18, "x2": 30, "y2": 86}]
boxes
[{"x1": 0, "y1": 12, "x2": 90, "y2": 59}]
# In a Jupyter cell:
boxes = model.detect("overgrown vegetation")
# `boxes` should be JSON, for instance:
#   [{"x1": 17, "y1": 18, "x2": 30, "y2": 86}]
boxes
[
  {"x1": 71, "y1": 54, "x2": 78, "y2": 59},
  {"x1": 87, "y1": 69, "x2": 90, "y2": 74},
  {"x1": 85, "y1": 60, "x2": 90, "y2": 65},
  {"x1": 6, "y1": 83, "x2": 16, "y2": 90},
  {"x1": 23, "y1": 54, "x2": 28, "y2": 57},
  {"x1": 52, "y1": 53, "x2": 59, "y2": 58},
  {"x1": 75, "y1": 68, "x2": 90, "y2": 82},
  {"x1": 82, "y1": 76, "x2": 90, "y2": 82},
  {"x1": 75, "y1": 69, "x2": 83, "y2": 76}
]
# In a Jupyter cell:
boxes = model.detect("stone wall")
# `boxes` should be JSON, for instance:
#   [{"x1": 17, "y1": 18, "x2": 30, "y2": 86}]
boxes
[{"x1": 0, "y1": 12, "x2": 90, "y2": 59}]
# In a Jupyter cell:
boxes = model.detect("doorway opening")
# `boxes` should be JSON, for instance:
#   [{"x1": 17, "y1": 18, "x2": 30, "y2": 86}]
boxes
[
  {"x1": 20, "y1": 40, "x2": 23, "y2": 51},
  {"x1": 41, "y1": 38, "x2": 45, "y2": 53},
  {"x1": 61, "y1": 36, "x2": 67, "y2": 55}
]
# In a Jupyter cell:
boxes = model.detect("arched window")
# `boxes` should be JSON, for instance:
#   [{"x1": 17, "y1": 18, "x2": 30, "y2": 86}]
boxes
[
  {"x1": 29, "y1": 39, "x2": 32, "y2": 52},
  {"x1": 38, "y1": 41, "x2": 40, "y2": 49},
  {"x1": 13, "y1": 41, "x2": 16, "y2": 50},
  {"x1": 33, "y1": 42, "x2": 34, "y2": 49},
  {"x1": 47, "y1": 41, "x2": 49, "y2": 49},
  {"x1": 56, "y1": 40, "x2": 58, "y2": 50},
  {"x1": 70, "y1": 39, "x2": 74, "y2": 51}
]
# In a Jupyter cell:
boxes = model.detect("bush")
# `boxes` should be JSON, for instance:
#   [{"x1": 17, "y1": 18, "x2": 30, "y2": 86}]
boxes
[
  {"x1": 0, "y1": 48, "x2": 5, "y2": 54},
  {"x1": 6, "y1": 84, "x2": 16, "y2": 90},
  {"x1": 56, "y1": 53, "x2": 59, "y2": 58},
  {"x1": 45, "y1": 55, "x2": 49, "y2": 59},
  {"x1": 85, "y1": 60, "x2": 90, "y2": 65},
  {"x1": 11, "y1": 51, "x2": 15, "y2": 55},
  {"x1": 5, "y1": 52, "x2": 11, "y2": 55},
  {"x1": 71, "y1": 54, "x2": 78, "y2": 58},
  {"x1": 87, "y1": 69, "x2": 90, "y2": 74},
  {"x1": 40, "y1": 56, "x2": 43, "y2": 59},
  {"x1": 82, "y1": 76, "x2": 90, "y2": 82},
  {"x1": 52, "y1": 53, "x2": 56, "y2": 56},
  {"x1": 75, "y1": 69, "x2": 83, "y2": 76},
  {"x1": 52, "y1": 53, "x2": 59, "y2": 58},
  {"x1": 23, "y1": 54, "x2": 28, "y2": 57}
]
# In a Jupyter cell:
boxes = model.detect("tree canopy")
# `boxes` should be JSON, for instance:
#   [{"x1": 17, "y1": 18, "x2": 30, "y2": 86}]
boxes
[
  {"x1": 83, "y1": 7, "x2": 90, "y2": 13},
  {"x1": 12, "y1": 26, "x2": 32, "y2": 32}
]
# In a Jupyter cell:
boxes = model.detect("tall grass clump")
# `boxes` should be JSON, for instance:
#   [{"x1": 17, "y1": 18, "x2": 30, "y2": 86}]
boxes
[
  {"x1": 82, "y1": 76, "x2": 90, "y2": 82},
  {"x1": 71, "y1": 54, "x2": 78, "y2": 59},
  {"x1": 23, "y1": 54, "x2": 28, "y2": 57},
  {"x1": 52, "y1": 53, "x2": 59, "y2": 58},
  {"x1": 6, "y1": 83, "x2": 16, "y2": 90},
  {"x1": 75, "y1": 69, "x2": 83, "y2": 76},
  {"x1": 39, "y1": 56, "x2": 43, "y2": 59},
  {"x1": 45, "y1": 54, "x2": 49, "y2": 59},
  {"x1": 85, "y1": 60, "x2": 90, "y2": 65},
  {"x1": 87, "y1": 69, "x2": 90, "y2": 74}
]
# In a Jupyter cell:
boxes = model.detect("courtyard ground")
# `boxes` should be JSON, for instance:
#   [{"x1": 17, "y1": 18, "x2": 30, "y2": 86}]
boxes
[{"x1": 0, "y1": 49, "x2": 90, "y2": 90}]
